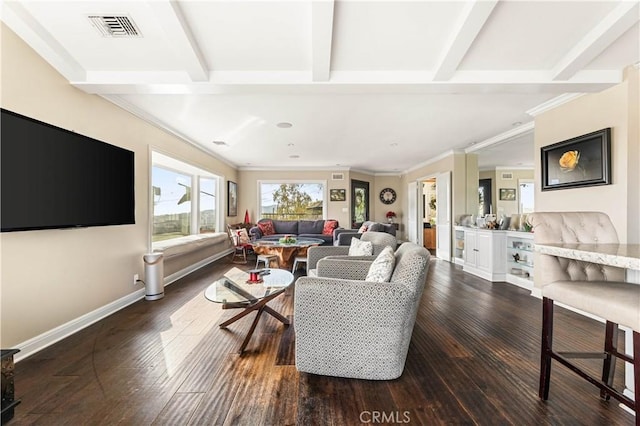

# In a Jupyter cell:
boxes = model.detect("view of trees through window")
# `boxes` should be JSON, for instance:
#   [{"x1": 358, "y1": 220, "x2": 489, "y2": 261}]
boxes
[
  {"x1": 152, "y1": 161, "x2": 218, "y2": 243},
  {"x1": 260, "y1": 182, "x2": 324, "y2": 220}
]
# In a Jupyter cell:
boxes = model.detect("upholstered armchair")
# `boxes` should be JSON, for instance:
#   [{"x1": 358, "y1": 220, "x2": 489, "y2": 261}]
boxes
[
  {"x1": 529, "y1": 211, "x2": 639, "y2": 416},
  {"x1": 333, "y1": 221, "x2": 396, "y2": 246},
  {"x1": 294, "y1": 242, "x2": 431, "y2": 380},
  {"x1": 306, "y1": 231, "x2": 397, "y2": 277}
]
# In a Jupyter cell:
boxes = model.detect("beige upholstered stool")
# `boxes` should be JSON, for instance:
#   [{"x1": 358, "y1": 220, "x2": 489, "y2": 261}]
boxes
[
  {"x1": 292, "y1": 256, "x2": 307, "y2": 273},
  {"x1": 530, "y1": 212, "x2": 639, "y2": 421},
  {"x1": 256, "y1": 254, "x2": 278, "y2": 269}
]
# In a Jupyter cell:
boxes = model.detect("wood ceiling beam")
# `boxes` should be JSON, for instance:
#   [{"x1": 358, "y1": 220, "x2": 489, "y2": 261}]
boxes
[
  {"x1": 433, "y1": 0, "x2": 498, "y2": 81},
  {"x1": 149, "y1": 1, "x2": 209, "y2": 82},
  {"x1": 552, "y1": 2, "x2": 639, "y2": 81},
  {"x1": 311, "y1": 0, "x2": 335, "y2": 82}
]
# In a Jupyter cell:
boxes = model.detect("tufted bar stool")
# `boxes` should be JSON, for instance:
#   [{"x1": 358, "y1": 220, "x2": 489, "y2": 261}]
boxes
[{"x1": 530, "y1": 212, "x2": 639, "y2": 422}]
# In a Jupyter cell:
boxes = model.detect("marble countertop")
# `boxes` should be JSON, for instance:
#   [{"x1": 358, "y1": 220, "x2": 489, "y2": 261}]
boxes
[{"x1": 534, "y1": 243, "x2": 640, "y2": 270}]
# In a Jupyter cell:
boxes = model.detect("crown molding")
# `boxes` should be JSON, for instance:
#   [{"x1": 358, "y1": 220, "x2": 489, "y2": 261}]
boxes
[
  {"x1": 404, "y1": 149, "x2": 464, "y2": 174},
  {"x1": 465, "y1": 122, "x2": 535, "y2": 153},
  {"x1": 526, "y1": 93, "x2": 586, "y2": 117}
]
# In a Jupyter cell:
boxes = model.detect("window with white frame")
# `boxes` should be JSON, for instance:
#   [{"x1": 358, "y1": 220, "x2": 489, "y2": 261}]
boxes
[
  {"x1": 259, "y1": 181, "x2": 326, "y2": 220},
  {"x1": 152, "y1": 152, "x2": 221, "y2": 243}
]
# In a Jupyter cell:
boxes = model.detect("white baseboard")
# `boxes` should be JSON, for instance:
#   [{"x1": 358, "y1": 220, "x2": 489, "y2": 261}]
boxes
[{"x1": 14, "y1": 248, "x2": 233, "y2": 363}]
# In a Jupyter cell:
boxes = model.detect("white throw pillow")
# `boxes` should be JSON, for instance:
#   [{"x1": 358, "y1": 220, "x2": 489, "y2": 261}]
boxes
[
  {"x1": 365, "y1": 246, "x2": 395, "y2": 282},
  {"x1": 349, "y1": 237, "x2": 373, "y2": 256},
  {"x1": 236, "y1": 228, "x2": 250, "y2": 244}
]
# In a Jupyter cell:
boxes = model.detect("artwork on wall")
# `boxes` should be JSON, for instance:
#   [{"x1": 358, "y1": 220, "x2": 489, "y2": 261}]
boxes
[
  {"x1": 351, "y1": 179, "x2": 369, "y2": 228},
  {"x1": 227, "y1": 180, "x2": 238, "y2": 216},
  {"x1": 541, "y1": 128, "x2": 611, "y2": 191},
  {"x1": 329, "y1": 188, "x2": 346, "y2": 201},
  {"x1": 499, "y1": 188, "x2": 516, "y2": 201}
]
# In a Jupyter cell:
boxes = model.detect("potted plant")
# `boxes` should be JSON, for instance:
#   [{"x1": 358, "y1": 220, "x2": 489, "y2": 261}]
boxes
[{"x1": 385, "y1": 211, "x2": 397, "y2": 223}]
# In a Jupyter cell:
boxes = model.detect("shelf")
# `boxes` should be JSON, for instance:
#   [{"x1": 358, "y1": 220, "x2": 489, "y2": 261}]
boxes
[{"x1": 508, "y1": 260, "x2": 533, "y2": 268}]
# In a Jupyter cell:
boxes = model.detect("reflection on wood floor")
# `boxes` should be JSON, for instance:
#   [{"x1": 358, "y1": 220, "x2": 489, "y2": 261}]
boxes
[{"x1": 10, "y1": 257, "x2": 636, "y2": 425}]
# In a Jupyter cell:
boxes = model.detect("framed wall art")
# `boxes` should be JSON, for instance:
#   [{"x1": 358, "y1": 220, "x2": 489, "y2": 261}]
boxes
[
  {"x1": 329, "y1": 188, "x2": 346, "y2": 202},
  {"x1": 351, "y1": 179, "x2": 369, "y2": 228},
  {"x1": 227, "y1": 180, "x2": 238, "y2": 216},
  {"x1": 541, "y1": 128, "x2": 611, "y2": 191},
  {"x1": 499, "y1": 188, "x2": 516, "y2": 201}
]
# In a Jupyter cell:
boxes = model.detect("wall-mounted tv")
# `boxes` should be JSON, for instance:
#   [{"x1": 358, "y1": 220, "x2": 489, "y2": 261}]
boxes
[{"x1": 1, "y1": 109, "x2": 135, "y2": 232}]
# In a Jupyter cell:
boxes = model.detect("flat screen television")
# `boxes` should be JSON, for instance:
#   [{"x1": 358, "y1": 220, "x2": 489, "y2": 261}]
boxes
[{"x1": 1, "y1": 109, "x2": 135, "y2": 232}]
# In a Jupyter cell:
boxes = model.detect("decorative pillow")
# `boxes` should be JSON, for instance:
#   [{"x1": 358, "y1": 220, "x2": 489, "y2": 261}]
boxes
[
  {"x1": 323, "y1": 219, "x2": 338, "y2": 235},
  {"x1": 349, "y1": 237, "x2": 373, "y2": 256},
  {"x1": 358, "y1": 224, "x2": 369, "y2": 233},
  {"x1": 236, "y1": 228, "x2": 250, "y2": 244},
  {"x1": 365, "y1": 246, "x2": 396, "y2": 283},
  {"x1": 257, "y1": 220, "x2": 275, "y2": 236}
]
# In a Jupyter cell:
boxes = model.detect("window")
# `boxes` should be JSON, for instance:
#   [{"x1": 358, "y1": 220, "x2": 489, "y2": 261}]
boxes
[
  {"x1": 519, "y1": 180, "x2": 535, "y2": 214},
  {"x1": 259, "y1": 181, "x2": 326, "y2": 220},
  {"x1": 152, "y1": 152, "x2": 221, "y2": 243}
]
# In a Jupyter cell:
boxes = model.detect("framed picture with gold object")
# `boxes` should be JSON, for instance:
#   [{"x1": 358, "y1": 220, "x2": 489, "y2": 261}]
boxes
[{"x1": 541, "y1": 128, "x2": 611, "y2": 191}]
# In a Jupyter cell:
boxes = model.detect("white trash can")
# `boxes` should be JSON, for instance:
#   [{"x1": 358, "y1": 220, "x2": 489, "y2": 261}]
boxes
[{"x1": 143, "y1": 253, "x2": 164, "y2": 301}]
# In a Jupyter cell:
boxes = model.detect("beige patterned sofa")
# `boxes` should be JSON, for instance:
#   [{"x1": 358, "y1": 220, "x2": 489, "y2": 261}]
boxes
[{"x1": 294, "y1": 242, "x2": 430, "y2": 380}]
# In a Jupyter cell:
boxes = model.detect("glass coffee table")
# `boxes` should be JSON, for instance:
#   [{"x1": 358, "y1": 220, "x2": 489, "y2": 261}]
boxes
[{"x1": 204, "y1": 267, "x2": 294, "y2": 353}]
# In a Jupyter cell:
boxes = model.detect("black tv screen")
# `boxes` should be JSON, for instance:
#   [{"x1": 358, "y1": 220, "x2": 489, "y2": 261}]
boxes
[{"x1": 1, "y1": 109, "x2": 135, "y2": 232}]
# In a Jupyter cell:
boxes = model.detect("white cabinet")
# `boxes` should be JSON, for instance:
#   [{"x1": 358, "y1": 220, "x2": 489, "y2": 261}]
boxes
[
  {"x1": 453, "y1": 226, "x2": 465, "y2": 265},
  {"x1": 463, "y1": 229, "x2": 506, "y2": 281},
  {"x1": 506, "y1": 231, "x2": 535, "y2": 290}
]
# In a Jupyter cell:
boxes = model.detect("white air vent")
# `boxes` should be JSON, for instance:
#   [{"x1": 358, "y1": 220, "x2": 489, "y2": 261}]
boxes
[
  {"x1": 88, "y1": 15, "x2": 141, "y2": 37},
  {"x1": 332, "y1": 173, "x2": 344, "y2": 180},
  {"x1": 501, "y1": 172, "x2": 514, "y2": 180}
]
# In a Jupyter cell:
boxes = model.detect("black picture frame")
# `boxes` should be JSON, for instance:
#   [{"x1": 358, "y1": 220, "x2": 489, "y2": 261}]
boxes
[
  {"x1": 329, "y1": 188, "x2": 346, "y2": 202},
  {"x1": 351, "y1": 179, "x2": 369, "y2": 228},
  {"x1": 227, "y1": 180, "x2": 238, "y2": 216},
  {"x1": 499, "y1": 188, "x2": 516, "y2": 201},
  {"x1": 541, "y1": 128, "x2": 611, "y2": 191}
]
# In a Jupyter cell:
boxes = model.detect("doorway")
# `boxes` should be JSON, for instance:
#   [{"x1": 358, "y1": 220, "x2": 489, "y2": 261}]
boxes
[{"x1": 478, "y1": 178, "x2": 492, "y2": 216}]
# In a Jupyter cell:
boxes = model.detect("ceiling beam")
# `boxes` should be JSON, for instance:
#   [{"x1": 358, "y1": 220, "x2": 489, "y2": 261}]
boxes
[
  {"x1": 433, "y1": 0, "x2": 498, "y2": 81},
  {"x1": 311, "y1": 0, "x2": 335, "y2": 82},
  {"x1": 1, "y1": 1, "x2": 85, "y2": 82},
  {"x1": 149, "y1": 1, "x2": 209, "y2": 82},
  {"x1": 552, "y1": 1, "x2": 639, "y2": 81}
]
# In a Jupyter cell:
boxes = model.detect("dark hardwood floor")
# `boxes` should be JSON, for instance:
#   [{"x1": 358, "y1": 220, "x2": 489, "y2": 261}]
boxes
[{"x1": 8, "y1": 257, "x2": 636, "y2": 425}]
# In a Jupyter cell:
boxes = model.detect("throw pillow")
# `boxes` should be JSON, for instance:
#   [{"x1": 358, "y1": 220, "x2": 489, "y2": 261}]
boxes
[
  {"x1": 365, "y1": 246, "x2": 396, "y2": 283},
  {"x1": 322, "y1": 219, "x2": 338, "y2": 235},
  {"x1": 349, "y1": 237, "x2": 373, "y2": 256},
  {"x1": 357, "y1": 224, "x2": 369, "y2": 233},
  {"x1": 236, "y1": 228, "x2": 250, "y2": 244},
  {"x1": 257, "y1": 220, "x2": 275, "y2": 236}
]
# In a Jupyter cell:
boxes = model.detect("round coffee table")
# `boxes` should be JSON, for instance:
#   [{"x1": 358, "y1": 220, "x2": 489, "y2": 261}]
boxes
[
  {"x1": 205, "y1": 267, "x2": 294, "y2": 353},
  {"x1": 251, "y1": 237, "x2": 324, "y2": 269}
]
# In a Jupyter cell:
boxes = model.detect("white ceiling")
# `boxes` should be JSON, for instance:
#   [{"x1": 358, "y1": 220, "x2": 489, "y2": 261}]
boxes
[{"x1": 3, "y1": 0, "x2": 639, "y2": 173}]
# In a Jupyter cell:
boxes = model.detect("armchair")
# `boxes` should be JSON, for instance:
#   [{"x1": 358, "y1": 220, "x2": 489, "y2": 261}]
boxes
[
  {"x1": 294, "y1": 242, "x2": 431, "y2": 380},
  {"x1": 333, "y1": 221, "x2": 396, "y2": 246},
  {"x1": 306, "y1": 231, "x2": 397, "y2": 276}
]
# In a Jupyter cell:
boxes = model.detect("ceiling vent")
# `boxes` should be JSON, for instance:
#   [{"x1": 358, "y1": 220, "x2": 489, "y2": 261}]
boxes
[
  {"x1": 501, "y1": 172, "x2": 514, "y2": 180},
  {"x1": 88, "y1": 15, "x2": 141, "y2": 38},
  {"x1": 332, "y1": 173, "x2": 344, "y2": 180}
]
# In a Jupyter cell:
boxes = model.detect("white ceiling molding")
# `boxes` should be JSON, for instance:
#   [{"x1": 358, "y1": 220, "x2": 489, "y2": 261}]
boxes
[
  {"x1": 466, "y1": 122, "x2": 535, "y2": 153},
  {"x1": 433, "y1": 0, "x2": 498, "y2": 81},
  {"x1": 526, "y1": 93, "x2": 586, "y2": 117},
  {"x1": 404, "y1": 150, "x2": 464, "y2": 174},
  {"x1": 552, "y1": 1, "x2": 639, "y2": 81},
  {"x1": 239, "y1": 165, "x2": 351, "y2": 172},
  {"x1": 148, "y1": 1, "x2": 209, "y2": 82},
  {"x1": 311, "y1": 0, "x2": 335, "y2": 82},
  {"x1": 2, "y1": 1, "x2": 86, "y2": 82}
]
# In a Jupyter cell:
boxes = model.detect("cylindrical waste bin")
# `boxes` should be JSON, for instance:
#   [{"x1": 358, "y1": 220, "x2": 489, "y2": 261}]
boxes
[{"x1": 143, "y1": 253, "x2": 164, "y2": 301}]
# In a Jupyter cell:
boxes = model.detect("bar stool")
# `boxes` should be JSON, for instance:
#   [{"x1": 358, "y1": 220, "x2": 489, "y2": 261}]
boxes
[
  {"x1": 256, "y1": 254, "x2": 278, "y2": 269},
  {"x1": 292, "y1": 256, "x2": 307, "y2": 273}
]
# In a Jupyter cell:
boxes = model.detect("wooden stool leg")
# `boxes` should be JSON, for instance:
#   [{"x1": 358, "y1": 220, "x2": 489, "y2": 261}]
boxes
[
  {"x1": 539, "y1": 297, "x2": 553, "y2": 400},
  {"x1": 601, "y1": 321, "x2": 618, "y2": 400}
]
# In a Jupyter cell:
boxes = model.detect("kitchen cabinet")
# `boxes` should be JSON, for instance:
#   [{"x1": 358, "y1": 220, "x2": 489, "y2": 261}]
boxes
[{"x1": 463, "y1": 228, "x2": 506, "y2": 282}]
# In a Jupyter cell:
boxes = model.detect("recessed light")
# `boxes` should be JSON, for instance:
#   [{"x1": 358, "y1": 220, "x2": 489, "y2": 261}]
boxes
[
  {"x1": 287, "y1": 143, "x2": 295, "y2": 147},
  {"x1": 277, "y1": 122, "x2": 293, "y2": 128},
  {"x1": 289, "y1": 155, "x2": 300, "y2": 159},
  {"x1": 212, "y1": 140, "x2": 227, "y2": 146},
  {"x1": 390, "y1": 142, "x2": 399, "y2": 147}
]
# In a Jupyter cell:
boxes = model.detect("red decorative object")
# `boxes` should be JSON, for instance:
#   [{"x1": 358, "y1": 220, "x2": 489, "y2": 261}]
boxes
[
  {"x1": 323, "y1": 219, "x2": 338, "y2": 235},
  {"x1": 257, "y1": 220, "x2": 275, "y2": 236},
  {"x1": 247, "y1": 270, "x2": 263, "y2": 284},
  {"x1": 386, "y1": 211, "x2": 397, "y2": 219},
  {"x1": 244, "y1": 209, "x2": 250, "y2": 224}
]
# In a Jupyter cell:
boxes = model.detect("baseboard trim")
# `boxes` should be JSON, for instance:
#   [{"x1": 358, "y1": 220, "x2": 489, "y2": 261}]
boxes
[{"x1": 14, "y1": 248, "x2": 233, "y2": 363}]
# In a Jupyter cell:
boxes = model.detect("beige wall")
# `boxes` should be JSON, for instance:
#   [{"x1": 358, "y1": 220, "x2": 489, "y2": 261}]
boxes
[
  {"x1": 0, "y1": 25, "x2": 237, "y2": 347},
  {"x1": 495, "y1": 169, "x2": 534, "y2": 217},
  {"x1": 534, "y1": 67, "x2": 639, "y2": 243}
]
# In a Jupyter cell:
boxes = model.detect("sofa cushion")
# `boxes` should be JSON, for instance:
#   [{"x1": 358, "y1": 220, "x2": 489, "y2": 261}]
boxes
[
  {"x1": 258, "y1": 220, "x2": 275, "y2": 236},
  {"x1": 273, "y1": 220, "x2": 298, "y2": 234},
  {"x1": 299, "y1": 220, "x2": 324, "y2": 234},
  {"x1": 349, "y1": 237, "x2": 373, "y2": 256},
  {"x1": 323, "y1": 220, "x2": 338, "y2": 235},
  {"x1": 235, "y1": 228, "x2": 250, "y2": 244},
  {"x1": 365, "y1": 246, "x2": 396, "y2": 282},
  {"x1": 358, "y1": 224, "x2": 369, "y2": 233},
  {"x1": 368, "y1": 223, "x2": 385, "y2": 232}
]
